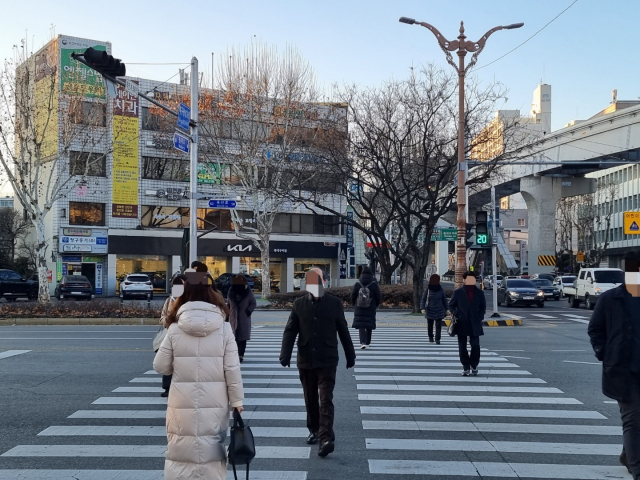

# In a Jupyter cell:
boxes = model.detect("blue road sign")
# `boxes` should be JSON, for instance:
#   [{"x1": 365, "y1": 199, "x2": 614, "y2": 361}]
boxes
[
  {"x1": 173, "y1": 132, "x2": 189, "y2": 153},
  {"x1": 208, "y1": 199, "x2": 237, "y2": 209},
  {"x1": 178, "y1": 103, "x2": 190, "y2": 131}
]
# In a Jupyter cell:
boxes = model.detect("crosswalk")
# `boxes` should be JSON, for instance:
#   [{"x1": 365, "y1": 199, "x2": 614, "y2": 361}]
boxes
[
  {"x1": 506, "y1": 313, "x2": 592, "y2": 324},
  {"x1": 355, "y1": 327, "x2": 630, "y2": 479}
]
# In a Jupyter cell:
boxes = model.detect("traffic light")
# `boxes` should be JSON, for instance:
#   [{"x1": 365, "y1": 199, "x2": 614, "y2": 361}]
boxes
[
  {"x1": 475, "y1": 211, "x2": 489, "y2": 246},
  {"x1": 83, "y1": 47, "x2": 126, "y2": 77}
]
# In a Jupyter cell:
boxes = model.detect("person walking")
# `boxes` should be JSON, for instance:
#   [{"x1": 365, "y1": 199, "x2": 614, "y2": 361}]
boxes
[
  {"x1": 588, "y1": 250, "x2": 640, "y2": 479},
  {"x1": 448, "y1": 271, "x2": 486, "y2": 376},
  {"x1": 280, "y1": 268, "x2": 356, "y2": 458},
  {"x1": 228, "y1": 274, "x2": 256, "y2": 363},
  {"x1": 157, "y1": 273, "x2": 186, "y2": 397},
  {"x1": 420, "y1": 274, "x2": 448, "y2": 344},
  {"x1": 351, "y1": 266, "x2": 381, "y2": 349},
  {"x1": 154, "y1": 272, "x2": 244, "y2": 480}
]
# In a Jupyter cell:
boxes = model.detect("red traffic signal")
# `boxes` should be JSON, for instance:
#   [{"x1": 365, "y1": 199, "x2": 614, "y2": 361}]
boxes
[{"x1": 83, "y1": 47, "x2": 126, "y2": 77}]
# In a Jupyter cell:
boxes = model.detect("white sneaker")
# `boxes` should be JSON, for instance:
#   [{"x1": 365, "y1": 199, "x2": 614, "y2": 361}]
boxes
[
  {"x1": 360, "y1": 344, "x2": 366, "y2": 349},
  {"x1": 363, "y1": 344, "x2": 368, "y2": 349}
]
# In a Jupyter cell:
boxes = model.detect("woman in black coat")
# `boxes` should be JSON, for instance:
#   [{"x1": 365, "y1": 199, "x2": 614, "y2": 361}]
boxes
[
  {"x1": 227, "y1": 275, "x2": 257, "y2": 362},
  {"x1": 420, "y1": 274, "x2": 448, "y2": 344},
  {"x1": 351, "y1": 267, "x2": 382, "y2": 349},
  {"x1": 448, "y1": 271, "x2": 486, "y2": 376}
]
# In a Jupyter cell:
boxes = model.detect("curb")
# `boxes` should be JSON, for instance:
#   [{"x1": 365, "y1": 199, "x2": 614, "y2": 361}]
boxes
[{"x1": 0, "y1": 317, "x2": 160, "y2": 326}]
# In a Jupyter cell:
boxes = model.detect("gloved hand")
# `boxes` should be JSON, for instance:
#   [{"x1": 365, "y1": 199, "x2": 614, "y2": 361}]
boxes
[
  {"x1": 280, "y1": 358, "x2": 290, "y2": 368},
  {"x1": 346, "y1": 358, "x2": 355, "y2": 369}
]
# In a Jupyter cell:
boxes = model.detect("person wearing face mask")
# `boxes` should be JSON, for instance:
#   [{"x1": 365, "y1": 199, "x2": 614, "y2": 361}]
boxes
[
  {"x1": 448, "y1": 271, "x2": 486, "y2": 376},
  {"x1": 589, "y1": 251, "x2": 640, "y2": 479},
  {"x1": 158, "y1": 273, "x2": 186, "y2": 397},
  {"x1": 227, "y1": 275, "x2": 256, "y2": 362},
  {"x1": 280, "y1": 268, "x2": 356, "y2": 458}
]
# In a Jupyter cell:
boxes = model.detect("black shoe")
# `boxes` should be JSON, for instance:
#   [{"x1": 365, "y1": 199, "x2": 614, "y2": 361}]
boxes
[
  {"x1": 620, "y1": 451, "x2": 632, "y2": 474},
  {"x1": 435, "y1": 341, "x2": 441, "y2": 345},
  {"x1": 306, "y1": 432, "x2": 318, "y2": 445},
  {"x1": 429, "y1": 338, "x2": 434, "y2": 343},
  {"x1": 239, "y1": 355, "x2": 244, "y2": 363},
  {"x1": 160, "y1": 390, "x2": 169, "y2": 398},
  {"x1": 318, "y1": 441, "x2": 335, "y2": 457}
]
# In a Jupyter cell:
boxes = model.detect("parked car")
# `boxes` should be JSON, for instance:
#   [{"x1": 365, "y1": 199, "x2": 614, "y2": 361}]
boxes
[
  {"x1": 532, "y1": 273, "x2": 556, "y2": 282},
  {"x1": 483, "y1": 275, "x2": 503, "y2": 290},
  {"x1": 0, "y1": 269, "x2": 38, "y2": 301},
  {"x1": 140, "y1": 272, "x2": 167, "y2": 290},
  {"x1": 553, "y1": 275, "x2": 577, "y2": 298},
  {"x1": 497, "y1": 278, "x2": 545, "y2": 308},
  {"x1": 293, "y1": 272, "x2": 306, "y2": 290},
  {"x1": 215, "y1": 273, "x2": 255, "y2": 297},
  {"x1": 55, "y1": 275, "x2": 94, "y2": 300},
  {"x1": 531, "y1": 278, "x2": 560, "y2": 300},
  {"x1": 566, "y1": 268, "x2": 623, "y2": 310},
  {"x1": 119, "y1": 274, "x2": 154, "y2": 300}
]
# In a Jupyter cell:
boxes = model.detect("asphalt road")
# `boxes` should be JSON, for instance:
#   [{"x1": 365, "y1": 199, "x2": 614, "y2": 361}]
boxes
[{"x1": 0, "y1": 302, "x2": 629, "y2": 479}]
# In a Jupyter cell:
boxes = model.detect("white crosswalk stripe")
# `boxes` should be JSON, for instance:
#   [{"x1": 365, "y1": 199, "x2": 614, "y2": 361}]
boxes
[{"x1": 359, "y1": 327, "x2": 626, "y2": 478}]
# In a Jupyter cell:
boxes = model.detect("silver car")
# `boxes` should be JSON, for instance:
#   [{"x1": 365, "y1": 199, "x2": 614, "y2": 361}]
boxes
[
  {"x1": 119, "y1": 274, "x2": 154, "y2": 300},
  {"x1": 483, "y1": 275, "x2": 503, "y2": 290}
]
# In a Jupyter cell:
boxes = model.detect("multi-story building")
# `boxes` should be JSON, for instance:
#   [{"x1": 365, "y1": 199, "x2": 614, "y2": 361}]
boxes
[
  {"x1": 19, "y1": 35, "x2": 348, "y2": 296},
  {"x1": 0, "y1": 196, "x2": 13, "y2": 208},
  {"x1": 500, "y1": 206, "x2": 529, "y2": 273}
]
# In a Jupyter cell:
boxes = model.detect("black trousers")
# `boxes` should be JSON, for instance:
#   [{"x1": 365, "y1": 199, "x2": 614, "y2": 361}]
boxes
[
  {"x1": 619, "y1": 379, "x2": 640, "y2": 479},
  {"x1": 236, "y1": 340, "x2": 247, "y2": 358},
  {"x1": 162, "y1": 374, "x2": 172, "y2": 391},
  {"x1": 358, "y1": 328, "x2": 372, "y2": 345},
  {"x1": 299, "y1": 367, "x2": 337, "y2": 443},
  {"x1": 427, "y1": 318, "x2": 442, "y2": 342},
  {"x1": 457, "y1": 335, "x2": 480, "y2": 370}
]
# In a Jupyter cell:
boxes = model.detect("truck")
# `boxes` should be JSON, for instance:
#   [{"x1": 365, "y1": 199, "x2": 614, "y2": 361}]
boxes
[{"x1": 565, "y1": 268, "x2": 624, "y2": 310}]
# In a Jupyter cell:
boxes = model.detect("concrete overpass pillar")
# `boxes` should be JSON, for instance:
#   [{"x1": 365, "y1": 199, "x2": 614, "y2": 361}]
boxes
[{"x1": 520, "y1": 176, "x2": 562, "y2": 275}]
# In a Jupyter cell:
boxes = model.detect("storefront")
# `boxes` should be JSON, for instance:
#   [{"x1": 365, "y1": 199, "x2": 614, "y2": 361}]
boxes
[
  {"x1": 115, "y1": 255, "x2": 168, "y2": 293},
  {"x1": 58, "y1": 227, "x2": 108, "y2": 295}
]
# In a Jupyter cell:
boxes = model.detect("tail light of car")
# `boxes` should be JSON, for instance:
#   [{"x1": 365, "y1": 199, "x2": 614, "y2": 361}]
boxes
[
  {"x1": 84, "y1": 284, "x2": 91, "y2": 288},
  {"x1": 146, "y1": 281, "x2": 152, "y2": 285},
  {"x1": 124, "y1": 281, "x2": 131, "y2": 285}
]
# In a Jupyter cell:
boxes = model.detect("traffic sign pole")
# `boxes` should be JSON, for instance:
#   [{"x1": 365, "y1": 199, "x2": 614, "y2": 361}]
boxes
[
  {"x1": 189, "y1": 57, "x2": 199, "y2": 267},
  {"x1": 491, "y1": 185, "x2": 499, "y2": 317}
]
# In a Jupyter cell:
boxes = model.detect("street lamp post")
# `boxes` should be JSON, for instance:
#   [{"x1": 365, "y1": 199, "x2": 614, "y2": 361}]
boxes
[{"x1": 399, "y1": 17, "x2": 523, "y2": 288}]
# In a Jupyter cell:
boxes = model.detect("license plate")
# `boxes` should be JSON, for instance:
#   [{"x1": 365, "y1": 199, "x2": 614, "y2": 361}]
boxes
[
  {"x1": 71, "y1": 292, "x2": 82, "y2": 295},
  {"x1": 524, "y1": 296, "x2": 534, "y2": 300}
]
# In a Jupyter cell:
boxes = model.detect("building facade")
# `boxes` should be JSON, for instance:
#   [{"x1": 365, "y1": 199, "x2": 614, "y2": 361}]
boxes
[{"x1": 0, "y1": 196, "x2": 13, "y2": 208}]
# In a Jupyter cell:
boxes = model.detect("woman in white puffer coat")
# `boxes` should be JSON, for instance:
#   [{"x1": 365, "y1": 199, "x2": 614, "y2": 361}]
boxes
[{"x1": 154, "y1": 272, "x2": 244, "y2": 480}]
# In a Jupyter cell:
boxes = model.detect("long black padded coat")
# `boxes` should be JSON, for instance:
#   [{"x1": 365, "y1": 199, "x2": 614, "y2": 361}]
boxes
[
  {"x1": 448, "y1": 286, "x2": 486, "y2": 337},
  {"x1": 351, "y1": 272, "x2": 382, "y2": 330}
]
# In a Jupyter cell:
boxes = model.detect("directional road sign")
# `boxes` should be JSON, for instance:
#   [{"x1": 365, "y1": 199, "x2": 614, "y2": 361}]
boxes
[
  {"x1": 208, "y1": 199, "x2": 237, "y2": 209},
  {"x1": 173, "y1": 132, "x2": 189, "y2": 154},
  {"x1": 178, "y1": 103, "x2": 190, "y2": 131}
]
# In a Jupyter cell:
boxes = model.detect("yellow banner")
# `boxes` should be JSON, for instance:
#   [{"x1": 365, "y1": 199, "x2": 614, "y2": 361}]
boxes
[
  {"x1": 112, "y1": 115, "x2": 139, "y2": 218},
  {"x1": 34, "y1": 76, "x2": 59, "y2": 159}
]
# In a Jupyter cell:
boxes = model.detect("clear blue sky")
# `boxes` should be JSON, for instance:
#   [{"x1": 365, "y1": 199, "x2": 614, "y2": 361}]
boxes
[{"x1": 1, "y1": 0, "x2": 636, "y2": 132}]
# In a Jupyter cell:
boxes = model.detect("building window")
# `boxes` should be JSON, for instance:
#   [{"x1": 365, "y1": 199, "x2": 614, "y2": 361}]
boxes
[
  {"x1": 70, "y1": 101, "x2": 106, "y2": 127},
  {"x1": 517, "y1": 218, "x2": 525, "y2": 226},
  {"x1": 69, "y1": 151, "x2": 106, "y2": 176},
  {"x1": 142, "y1": 156, "x2": 189, "y2": 181},
  {"x1": 141, "y1": 107, "x2": 173, "y2": 132},
  {"x1": 69, "y1": 202, "x2": 105, "y2": 226}
]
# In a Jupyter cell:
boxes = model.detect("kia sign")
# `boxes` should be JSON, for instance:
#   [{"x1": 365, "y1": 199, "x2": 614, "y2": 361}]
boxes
[{"x1": 225, "y1": 244, "x2": 252, "y2": 252}]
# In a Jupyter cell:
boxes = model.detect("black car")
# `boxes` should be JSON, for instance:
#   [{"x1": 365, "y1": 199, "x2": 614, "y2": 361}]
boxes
[
  {"x1": 0, "y1": 269, "x2": 38, "y2": 301},
  {"x1": 55, "y1": 275, "x2": 94, "y2": 300},
  {"x1": 497, "y1": 279, "x2": 545, "y2": 308},
  {"x1": 531, "y1": 279, "x2": 560, "y2": 301},
  {"x1": 215, "y1": 273, "x2": 255, "y2": 297}
]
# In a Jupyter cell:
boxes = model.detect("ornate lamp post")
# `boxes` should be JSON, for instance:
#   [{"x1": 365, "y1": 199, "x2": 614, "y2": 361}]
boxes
[{"x1": 399, "y1": 17, "x2": 523, "y2": 287}]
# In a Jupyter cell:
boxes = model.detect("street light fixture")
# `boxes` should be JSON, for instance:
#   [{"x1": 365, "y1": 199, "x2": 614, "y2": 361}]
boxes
[{"x1": 399, "y1": 16, "x2": 523, "y2": 288}]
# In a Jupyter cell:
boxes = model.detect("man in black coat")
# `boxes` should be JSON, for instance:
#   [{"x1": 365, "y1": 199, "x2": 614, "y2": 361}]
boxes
[
  {"x1": 280, "y1": 268, "x2": 356, "y2": 458},
  {"x1": 448, "y1": 271, "x2": 486, "y2": 376},
  {"x1": 588, "y1": 251, "x2": 640, "y2": 479},
  {"x1": 351, "y1": 266, "x2": 382, "y2": 349}
]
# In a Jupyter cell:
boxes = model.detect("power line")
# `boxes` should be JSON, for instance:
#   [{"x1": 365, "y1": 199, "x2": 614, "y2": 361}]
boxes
[{"x1": 473, "y1": 0, "x2": 580, "y2": 71}]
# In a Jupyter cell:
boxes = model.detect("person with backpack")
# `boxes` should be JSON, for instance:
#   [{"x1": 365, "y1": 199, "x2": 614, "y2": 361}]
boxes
[
  {"x1": 420, "y1": 273, "x2": 448, "y2": 344},
  {"x1": 351, "y1": 266, "x2": 382, "y2": 349}
]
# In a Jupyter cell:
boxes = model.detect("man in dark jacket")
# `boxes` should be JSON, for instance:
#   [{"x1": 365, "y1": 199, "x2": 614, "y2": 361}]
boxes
[
  {"x1": 351, "y1": 266, "x2": 382, "y2": 349},
  {"x1": 588, "y1": 251, "x2": 640, "y2": 479},
  {"x1": 280, "y1": 268, "x2": 356, "y2": 458},
  {"x1": 448, "y1": 271, "x2": 486, "y2": 376}
]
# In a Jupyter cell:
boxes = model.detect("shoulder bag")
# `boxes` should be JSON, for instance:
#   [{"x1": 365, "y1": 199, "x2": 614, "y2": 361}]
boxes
[
  {"x1": 228, "y1": 409, "x2": 256, "y2": 480},
  {"x1": 447, "y1": 313, "x2": 458, "y2": 337}
]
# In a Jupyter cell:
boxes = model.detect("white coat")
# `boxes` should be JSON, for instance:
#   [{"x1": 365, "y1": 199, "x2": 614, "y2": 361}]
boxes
[{"x1": 153, "y1": 301, "x2": 244, "y2": 480}]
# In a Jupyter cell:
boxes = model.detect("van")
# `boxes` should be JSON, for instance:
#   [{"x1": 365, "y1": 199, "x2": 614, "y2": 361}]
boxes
[{"x1": 566, "y1": 268, "x2": 624, "y2": 310}]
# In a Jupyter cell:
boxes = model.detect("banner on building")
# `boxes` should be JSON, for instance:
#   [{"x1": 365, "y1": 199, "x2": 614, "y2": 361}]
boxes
[
  {"x1": 33, "y1": 39, "x2": 59, "y2": 158},
  {"x1": 112, "y1": 82, "x2": 139, "y2": 218},
  {"x1": 59, "y1": 36, "x2": 107, "y2": 99}
]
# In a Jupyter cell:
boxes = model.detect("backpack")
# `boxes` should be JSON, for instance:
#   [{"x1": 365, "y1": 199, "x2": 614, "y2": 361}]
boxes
[{"x1": 356, "y1": 280, "x2": 375, "y2": 308}]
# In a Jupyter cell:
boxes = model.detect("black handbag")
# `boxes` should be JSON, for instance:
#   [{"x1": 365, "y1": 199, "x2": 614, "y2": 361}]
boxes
[{"x1": 228, "y1": 409, "x2": 255, "y2": 480}]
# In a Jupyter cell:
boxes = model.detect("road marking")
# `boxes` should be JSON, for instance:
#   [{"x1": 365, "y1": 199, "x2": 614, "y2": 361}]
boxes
[
  {"x1": 38, "y1": 425, "x2": 311, "y2": 438},
  {"x1": 68, "y1": 410, "x2": 308, "y2": 421},
  {"x1": 238, "y1": 371, "x2": 300, "y2": 376},
  {"x1": 365, "y1": 438, "x2": 619, "y2": 455},
  {"x1": 559, "y1": 315, "x2": 591, "y2": 324},
  {"x1": 492, "y1": 350, "x2": 524, "y2": 352},
  {"x1": 93, "y1": 396, "x2": 307, "y2": 406},
  {"x1": 354, "y1": 368, "x2": 532, "y2": 375},
  {"x1": 356, "y1": 384, "x2": 562, "y2": 394},
  {"x1": 368, "y1": 460, "x2": 631, "y2": 478},
  {"x1": 113, "y1": 386, "x2": 304, "y2": 394},
  {"x1": 0, "y1": 350, "x2": 30, "y2": 360},
  {"x1": 552, "y1": 350, "x2": 587, "y2": 352},
  {"x1": 530, "y1": 314, "x2": 557, "y2": 319},
  {"x1": 355, "y1": 361, "x2": 518, "y2": 367},
  {"x1": 563, "y1": 360, "x2": 601, "y2": 365},
  {"x1": 604, "y1": 401, "x2": 618, "y2": 404},
  {"x1": 359, "y1": 394, "x2": 582, "y2": 404},
  {"x1": 0, "y1": 471, "x2": 164, "y2": 480},
  {"x1": 501, "y1": 356, "x2": 531, "y2": 359},
  {"x1": 1, "y1": 445, "x2": 310, "y2": 459},
  {"x1": 354, "y1": 375, "x2": 546, "y2": 384},
  {"x1": 361, "y1": 421, "x2": 620, "y2": 435},
  {"x1": 360, "y1": 406, "x2": 605, "y2": 419},
  {"x1": 0, "y1": 338, "x2": 152, "y2": 340}
]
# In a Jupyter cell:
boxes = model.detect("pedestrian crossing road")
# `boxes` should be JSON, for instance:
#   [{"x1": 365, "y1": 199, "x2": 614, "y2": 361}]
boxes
[{"x1": 0, "y1": 326, "x2": 632, "y2": 479}]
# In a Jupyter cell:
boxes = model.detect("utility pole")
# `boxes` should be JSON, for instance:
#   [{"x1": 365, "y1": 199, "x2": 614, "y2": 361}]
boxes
[
  {"x1": 491, "y1": 185, "x2": 500, "y2": 317},
  {"x1": 189, "y1": 57, "x2": 199, "y2": 266}
]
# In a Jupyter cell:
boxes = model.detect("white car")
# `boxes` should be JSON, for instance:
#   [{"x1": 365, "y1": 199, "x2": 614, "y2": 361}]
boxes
[
  {"x1": 292, "y1": 273, "x2": 305, "y2": 290},
  {"x1": 119, "y1": 274, "x2": 154, "y2": 300},
  {"x1": 567, "y1": 268, "x2": 623, "y2": 310},
  {"x1": 552, "y1": 275, "x2": 577, "y2": 298},
  {"x1": 483, "y1": 275, "x2": 503, "y2": 290}
]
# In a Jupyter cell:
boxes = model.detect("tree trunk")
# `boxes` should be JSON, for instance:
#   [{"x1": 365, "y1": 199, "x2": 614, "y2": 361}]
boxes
[
  {"x1": 412, "y1": 264, "x2": 427, "y2": 313},
  {"x1": 35, "y1": 216, "x2": 50, "y2": 304},
  {"x1": 260, "y1": 235, "x2": 271, "y2": 299},
  {"x1": 380, "y1": 270, "x2": 393, "y2": 285}
]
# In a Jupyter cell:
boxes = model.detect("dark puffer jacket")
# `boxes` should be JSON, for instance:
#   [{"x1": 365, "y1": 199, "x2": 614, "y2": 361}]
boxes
[
  {"x1": 448, "y1": 286, "x2": 486, "y2": 337},
  {"x1": 420, "y1": 285, "x2": 448, "y2": 320},
  {"x1": 351, "y1": 272, "x2": 382, "y2": 330}
]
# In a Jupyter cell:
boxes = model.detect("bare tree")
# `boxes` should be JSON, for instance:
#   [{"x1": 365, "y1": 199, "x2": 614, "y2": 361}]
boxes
[
  {"x1": 0, "y1": 39, "x2": 112, "y2": 303},
  {"x1": 290, "y1": 66, "x2": 523, "y2": 311},
  {"x1": 0, "y1": 207, "x2": 30, "y2": 266}
]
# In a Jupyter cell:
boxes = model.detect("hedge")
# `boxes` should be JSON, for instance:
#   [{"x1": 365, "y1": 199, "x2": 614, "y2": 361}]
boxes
[{"x1": 0, "y1": 300, "x2": 162, "y2": 318}]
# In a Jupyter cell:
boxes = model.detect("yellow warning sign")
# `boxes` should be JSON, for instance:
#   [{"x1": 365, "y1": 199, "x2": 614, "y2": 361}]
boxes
[
  {"x1": 577, "y1": 252, "x2": 584, "y2": 262},
  {"x1": 538, "y1": 255, "x2": 556, "y2": 266},
  {"x1": 624, "y1": 212, "x2": 640, "y2": 234}
]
